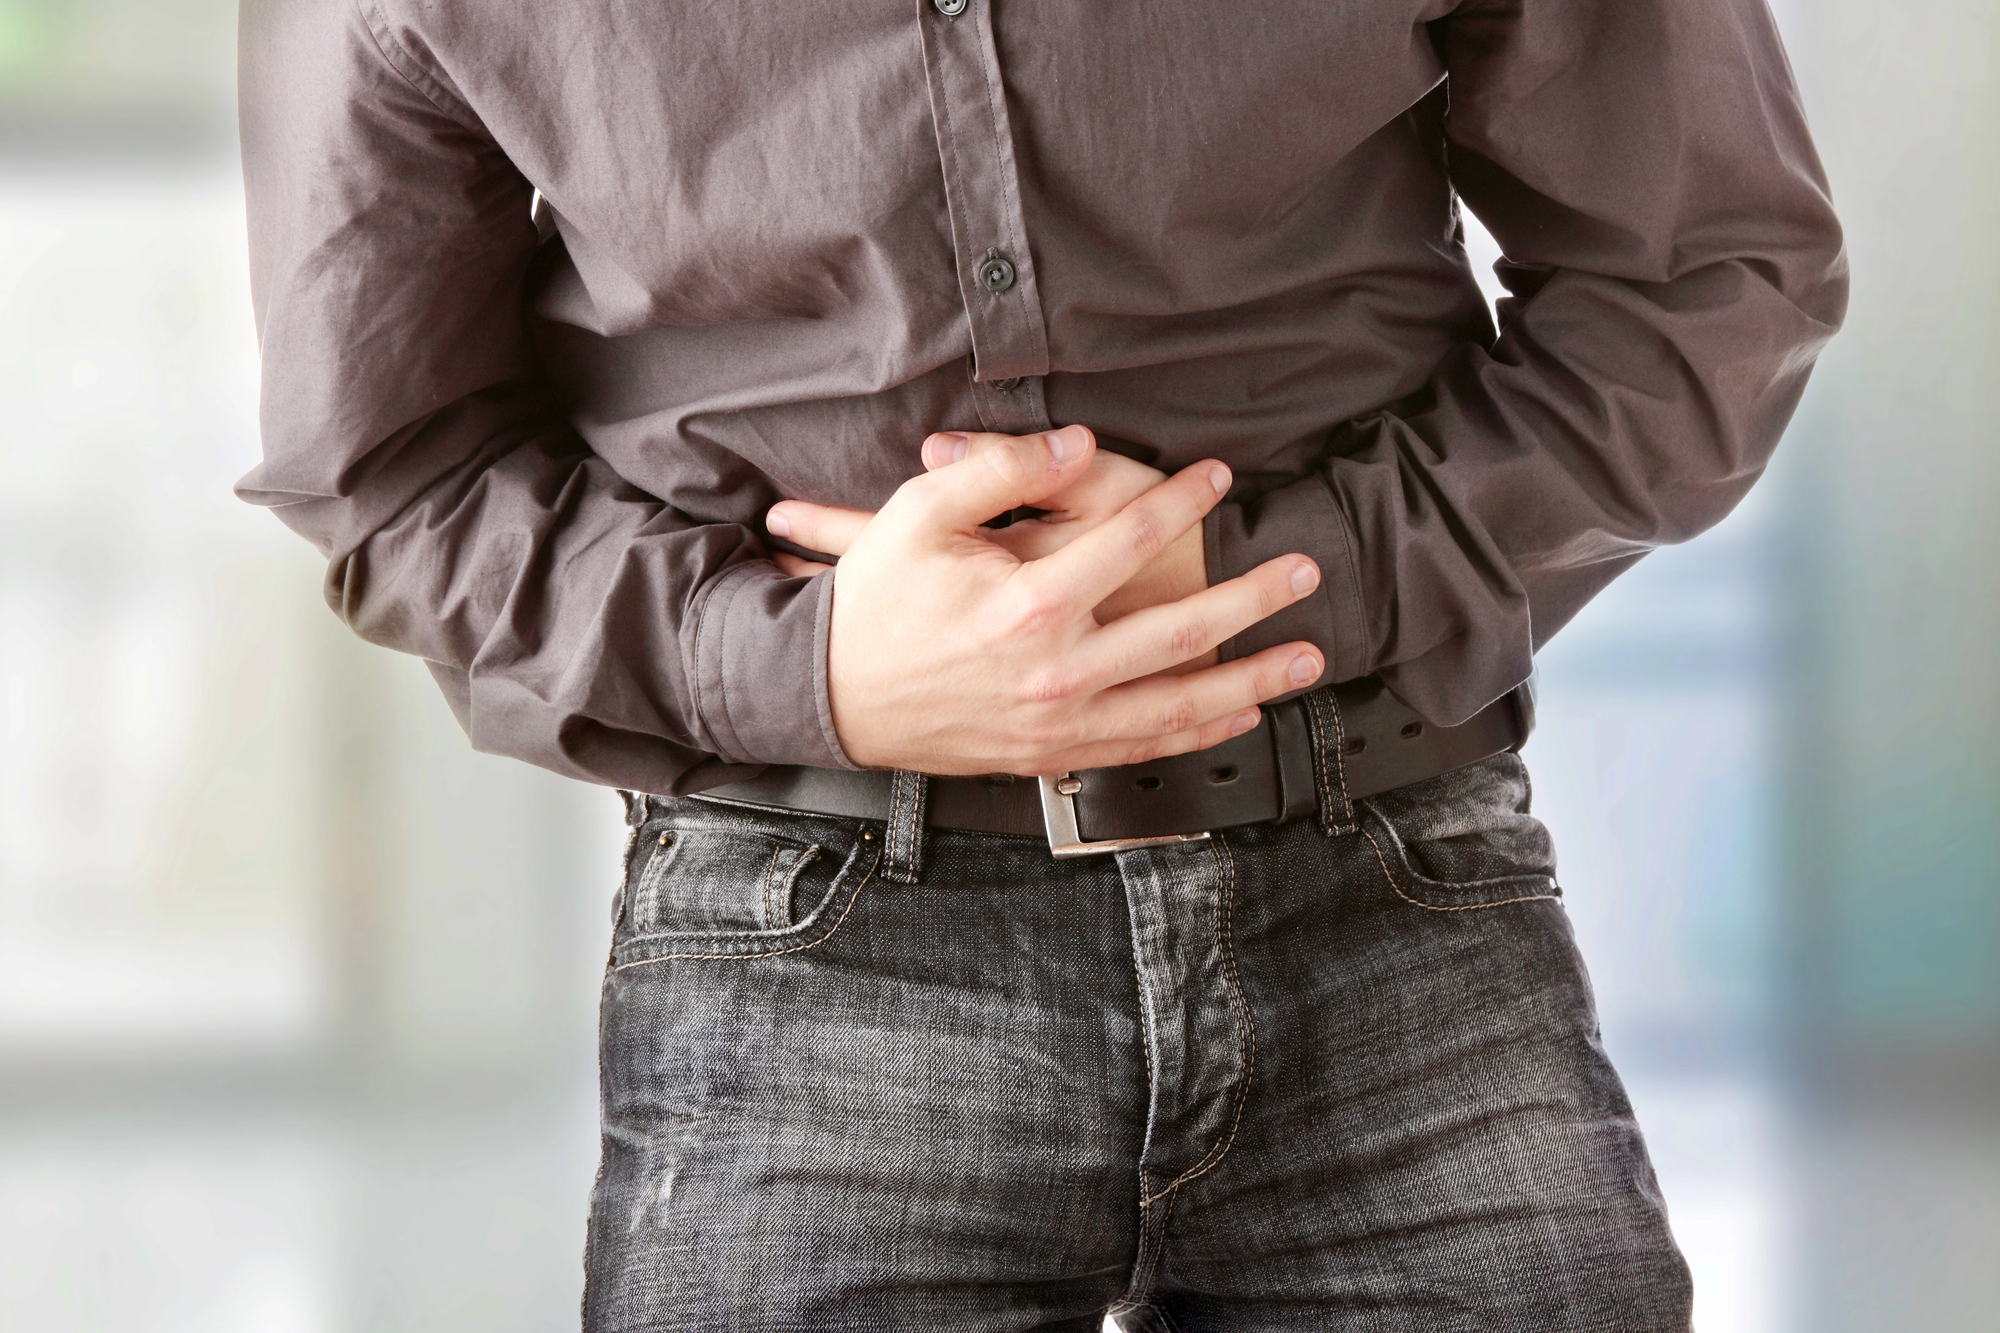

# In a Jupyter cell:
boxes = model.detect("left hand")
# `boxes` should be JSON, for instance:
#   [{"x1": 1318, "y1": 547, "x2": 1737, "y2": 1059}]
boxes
[{"x1": 769, "y1": 428, "x2": 1215, "y2": 665}]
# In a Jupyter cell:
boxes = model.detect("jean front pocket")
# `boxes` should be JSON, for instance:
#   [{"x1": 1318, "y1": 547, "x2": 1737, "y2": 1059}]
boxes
[
  {"x1": 611, "y1": 806, "x2": 879, "y2": 967},
  {"x1": 1357, "y1": 752, "x2": 1561, "y2": 912}
]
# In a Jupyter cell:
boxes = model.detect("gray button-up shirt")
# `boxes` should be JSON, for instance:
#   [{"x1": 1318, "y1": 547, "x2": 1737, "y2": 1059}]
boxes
[{"x1": 237, "y1": 0, "x2": 1846, "y2": 796}]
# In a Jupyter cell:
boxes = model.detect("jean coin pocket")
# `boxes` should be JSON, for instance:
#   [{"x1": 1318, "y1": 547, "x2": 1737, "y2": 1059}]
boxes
[
  {"x1": 626, "y1": 824, "x2": 829, "y2": 937},
  {"x1": 1358, "y1": 752, "x2": 1561, "y2": 911}
]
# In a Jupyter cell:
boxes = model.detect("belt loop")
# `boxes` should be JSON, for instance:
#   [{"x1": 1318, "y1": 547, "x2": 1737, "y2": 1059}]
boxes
[
  {"x1": 882, "y1": 769, "x2": 930, "y2": 883},
  {"x1": 1301, "y1": 687, "x2": 1358, "y2": 835},
  {"x1": 613, "y1": 790, "x2": 651, "y2": 933}
]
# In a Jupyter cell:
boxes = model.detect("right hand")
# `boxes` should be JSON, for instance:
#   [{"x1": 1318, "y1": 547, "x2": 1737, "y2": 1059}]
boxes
[
  {"x1": 810, "y1": 423, "x2": 1325, "y2": 775},
  {"x1": 775, "y1": 437, "x2": 1204, "y2": 662}
]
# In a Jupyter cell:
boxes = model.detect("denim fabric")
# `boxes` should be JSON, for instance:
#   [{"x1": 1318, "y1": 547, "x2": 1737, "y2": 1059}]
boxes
[{"x1": 585, "y1": 753, "x2": 1691, "y2": 1331}]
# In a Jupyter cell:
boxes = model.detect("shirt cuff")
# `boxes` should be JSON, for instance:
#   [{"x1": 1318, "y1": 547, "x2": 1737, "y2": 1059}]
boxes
[
  {"x1": 689, "y1": 562, "x2": 858, "y2": 770},
  {"x1": 1204, "y1": 475, "x2": 1367, "y2": 684}
]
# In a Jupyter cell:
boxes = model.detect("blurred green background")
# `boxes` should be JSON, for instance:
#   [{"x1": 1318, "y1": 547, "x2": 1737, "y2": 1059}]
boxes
[{"x1": 0, "y1": 1, "x2": 1993, "y2": 1329}]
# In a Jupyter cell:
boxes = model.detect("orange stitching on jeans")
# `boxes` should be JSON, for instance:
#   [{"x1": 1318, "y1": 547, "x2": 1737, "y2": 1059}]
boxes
[
  {"x1": 885, "y1": 769, "x2": 926, "y2": 882},
  {"x1": 631, "y1": 833, "x2": 679, "y2": 933},
  {"x1": 785, "y1": 844, "x2": 824, "y2": 927},
  {"x1": 1122, "y1": 841, "x2": 1257, "y2": 1309},
  {"x1": 1325, "y1": 694, "x2": 1354, "y2": 825},
  {"x1": 624, "y1": 842, "x2": 860, "y2": 942},
  {"x1": 759, "y1": 844, "x2": 784, "y2": 930},
  {"x1": 1119, "y1": 927, "x2": 1160, "y2": 1308},
  {"x1": 1310, "y1": 693, "x2": 1334, "y2": 821},
  {"x1": 608, "y1": 843, "x2": 878, "y2": 968},
  {"x1": 1360, "y1": 823, "x2": 1560, "y2": 913},
  {"x1": 1128, "y1": 1176, "x2": 1182, "y2": 1305},
  {"x1": 886, "y1": 771, "x2": 906, "y2": 875},
  {"x1": 1122, "y1": 983, "x2": 1160, "y2": 1307},
  {"x1": 1121, "y1": 1185, "x2": 1153, "y2": 1311},
  {"x1": 1141, "y1": 836, "x2": 1255, "y2": 1205},
  {"x1": 1305, "y1": 689, "x2": 1354, "y2": 833}
]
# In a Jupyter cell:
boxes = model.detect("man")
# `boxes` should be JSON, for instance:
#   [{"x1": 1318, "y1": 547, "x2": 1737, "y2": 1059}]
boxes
[{"x1": 238, "y1": 0, "x2": 1844, "y2": 1327}]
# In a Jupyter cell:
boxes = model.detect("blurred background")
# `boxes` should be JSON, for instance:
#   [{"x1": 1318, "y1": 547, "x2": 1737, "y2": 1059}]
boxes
[{"x1": 0, "y1": 0, "x2": 1992, "y2": 1328}]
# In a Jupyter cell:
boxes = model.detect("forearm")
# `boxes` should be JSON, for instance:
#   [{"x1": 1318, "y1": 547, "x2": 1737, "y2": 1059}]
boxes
[
  {"x1": 257, "y1": 381, "x2": 846, "y2": 792},
  {"x1": 1205, "y1": 0, "x2": 1846, "y2": 724}
]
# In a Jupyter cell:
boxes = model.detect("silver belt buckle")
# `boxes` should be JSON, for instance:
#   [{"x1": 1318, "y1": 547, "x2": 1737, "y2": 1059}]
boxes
[{"x1": 1037, "y1": 773, "x2": 1213, "y2": 859}]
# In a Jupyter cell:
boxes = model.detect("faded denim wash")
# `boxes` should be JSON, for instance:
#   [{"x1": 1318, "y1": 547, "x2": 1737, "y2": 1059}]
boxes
[{"x1": 585, "y1": 753, "x2": 1691, "y2": 1331}]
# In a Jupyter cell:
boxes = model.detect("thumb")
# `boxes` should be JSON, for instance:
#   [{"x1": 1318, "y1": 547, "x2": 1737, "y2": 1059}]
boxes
[{"x1": 893, "y1": 424, "x2": 1096, "y2": 537}]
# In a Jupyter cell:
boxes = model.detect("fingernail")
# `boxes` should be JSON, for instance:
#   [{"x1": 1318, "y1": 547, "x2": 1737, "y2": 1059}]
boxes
[
  {"x1": 1289, "y1": 653, "x2": 1321, "y2": 686},
  {"x1": 1207, "y1": 463, "x2": 1230, "y2": 498},
  {"x1": 1289, "y1": 562, "x2": 1318, "y2": 595},
  {"x1": 929, "y1": 432, "x2": 970, "y2": 464},
  {"x1": 766, "y1": 511, "x2": 791, "y2": 538},
  {"x1": 1230, "y1": 709, "x2": 1259, "y2": 737},
  {"x1": 1046, "y1": 427, "x2": 1082, "y2": 463}
]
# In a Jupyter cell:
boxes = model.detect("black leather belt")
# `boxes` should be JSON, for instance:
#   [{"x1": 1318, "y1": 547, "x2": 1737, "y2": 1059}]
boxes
[{"x1": 698, "y1": 675, "x2": 1534, "y2": 858}]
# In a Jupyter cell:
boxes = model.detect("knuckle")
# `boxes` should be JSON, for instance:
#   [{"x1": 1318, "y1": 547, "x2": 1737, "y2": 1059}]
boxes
[
  {"x1": 995, "y1": 727, "x2": 1038, "y2": 760},
  {"x1": 1123, "y1": 510, "x2": 1168, "y2": 563},
  {"x1": 997, "y1": 736, "x2": 1038, "y2": 769},
  {"x1": 1120, "y1": 737, "x2": 1168, "y2": 766},
  {"x1": 892, "y1": 474, "x2": 943, "y2": 519},
  {"x1": 1001, "y1": 586, "x2": 1069, "y2": 637},
  {"x1": 1019, "y1": 752, "x2": 1071, "y2": 778},
  {"x1": 982, "y1": 442, "x2": 1032, "y2": 488},
  {"x1": 1165, "y1": 617, "x2": 1208, "y2": 662},
  {"x1": 1156, "y1": 694, "x2": 1200, "y2": 734},
  {"x1": 1022, "y1": 668, "x2": 1081, "y2": 705},
  {"x1": 1024, "y1": 716, "x2": 1079, "y2": 755}
]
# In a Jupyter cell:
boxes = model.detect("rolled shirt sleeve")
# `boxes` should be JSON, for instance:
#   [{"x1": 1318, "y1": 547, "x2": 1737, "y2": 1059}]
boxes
[
  {"x1": 1209, "y1": 0, "x2": 1848, "y2": 724},
  {"x1": 236, "y1": 0, "x2": 852, "y2": 793}
]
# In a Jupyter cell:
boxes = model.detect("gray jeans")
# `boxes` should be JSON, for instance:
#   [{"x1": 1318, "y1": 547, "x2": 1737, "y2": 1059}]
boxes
[{"x1": 584, "y1": 752, "x2": 1691, "y2": 1331}]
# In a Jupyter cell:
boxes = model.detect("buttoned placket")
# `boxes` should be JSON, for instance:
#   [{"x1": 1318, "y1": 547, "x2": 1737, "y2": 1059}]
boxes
[{"x1": 917, "y1": 0, "x2": 1054, "y2": 438}]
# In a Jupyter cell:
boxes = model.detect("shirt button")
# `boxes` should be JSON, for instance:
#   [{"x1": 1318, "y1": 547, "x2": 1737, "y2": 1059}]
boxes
[
  {"x1": 977, "y1": 252, "x2": 1017, "y2": 295},
  {"x1": 932, "y1": 0, "x2": 968, "y2": 15},
  {"x1": 990, "y1": 377, "x2": 1023, "y2": 392}
]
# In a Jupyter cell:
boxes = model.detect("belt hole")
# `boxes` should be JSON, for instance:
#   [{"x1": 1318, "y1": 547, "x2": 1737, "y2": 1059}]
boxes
[
  {"x1": 983, "y1": 773, "x2": 1016, "y2": 786},
  {"x1": 1134, "y1": 775, "x2": 1162, "y2": 791},
  {"x1": 1208, "y1": 765, "x2": 1238, "y2": 785},
  {"x1": 1341, "y1": 736, "x2": 1367, "y2": 756},
  {"x1": 1400, "y1": 721, "x2": 1423, "y2": 739}
]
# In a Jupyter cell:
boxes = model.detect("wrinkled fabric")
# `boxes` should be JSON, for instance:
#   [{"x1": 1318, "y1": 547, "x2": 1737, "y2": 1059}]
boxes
[
  {"x1": 588, "y1": 752, "x2": 1691, "y2": 1329},
  {"x1": 237, "y1": 0, "x2": 1845, "y2": 796}
]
